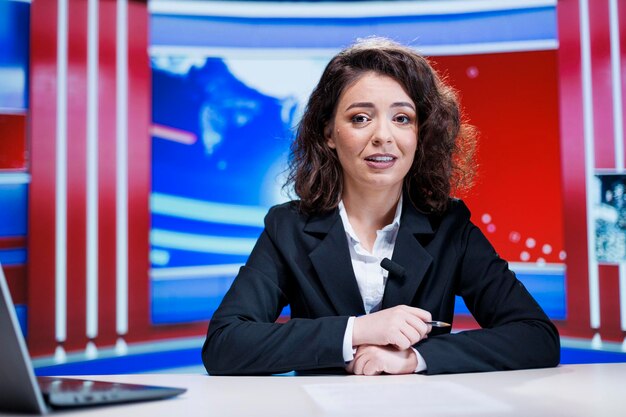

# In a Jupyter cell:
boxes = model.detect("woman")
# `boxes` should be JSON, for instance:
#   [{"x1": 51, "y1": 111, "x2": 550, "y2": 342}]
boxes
[{"x1": 202, "y1": 37, "x2": 560, "y2": 376}]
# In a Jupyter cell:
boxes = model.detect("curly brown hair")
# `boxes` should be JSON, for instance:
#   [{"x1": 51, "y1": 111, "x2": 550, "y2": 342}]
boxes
[{"x1": 286, "y1": 37, "x2": 477, "y2": 214}]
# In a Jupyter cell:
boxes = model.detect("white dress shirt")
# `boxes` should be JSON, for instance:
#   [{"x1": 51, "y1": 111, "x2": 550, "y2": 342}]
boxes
[{"x1": 338, "y1": 196, "x2": 427, "y2": 373}]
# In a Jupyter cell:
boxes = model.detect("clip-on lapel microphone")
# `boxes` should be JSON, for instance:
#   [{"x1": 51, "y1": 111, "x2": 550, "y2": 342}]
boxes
[{"x1": 380, "y1": 257, "x2": 405, "y2": 280}]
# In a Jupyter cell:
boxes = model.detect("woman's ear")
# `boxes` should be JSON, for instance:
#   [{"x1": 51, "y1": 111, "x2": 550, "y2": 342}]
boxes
[{"x1": 324, "y1": 123, "x2": 336, "y2": 149}]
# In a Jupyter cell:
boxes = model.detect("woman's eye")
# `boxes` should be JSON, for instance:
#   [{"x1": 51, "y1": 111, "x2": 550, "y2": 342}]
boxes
[
  {"x1": 351, "y1": 115, "x2": 370, "y2": 124},
  {"x1": 395, "y1": 115, "x2": 411, "y2": 124}
]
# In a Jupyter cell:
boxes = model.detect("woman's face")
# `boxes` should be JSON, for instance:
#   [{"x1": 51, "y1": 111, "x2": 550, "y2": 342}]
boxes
[{"x1": 325, "y1": 72, "x2": 418, "y2": 197}]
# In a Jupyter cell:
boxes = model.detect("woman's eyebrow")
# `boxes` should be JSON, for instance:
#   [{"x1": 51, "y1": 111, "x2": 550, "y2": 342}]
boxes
[
  {"x1": 345, "y1": 101, "x2": 415, "y2": 111},
  {"x1": 345, "y1": 102, "x2": 374, "y2": 111},
  {"x1": 391, "y1": 102, "x2": 416, "y2": 111}
]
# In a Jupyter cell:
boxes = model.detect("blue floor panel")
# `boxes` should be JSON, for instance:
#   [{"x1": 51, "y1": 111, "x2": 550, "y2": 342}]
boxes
[
  {"x1": 560, "y1": 347, "x2": 626, "y2": 365},
  {"x1": 35, "y1": 347, "x2": 203, "y2": 376},
  {"x1": 34, "y1": 345, "x2": 626, "y2": 376}
]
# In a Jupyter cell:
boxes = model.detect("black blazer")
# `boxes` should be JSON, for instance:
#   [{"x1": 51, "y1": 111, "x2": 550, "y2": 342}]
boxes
[{"x1": 202, "y1": 198, "x2": 560, "y2": 375}]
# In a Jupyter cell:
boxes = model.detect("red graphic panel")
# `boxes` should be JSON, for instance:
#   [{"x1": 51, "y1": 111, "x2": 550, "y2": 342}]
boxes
[
  {"x1": 432, "y1": 52, "x2": 564, "y2": 265},
  {"x1": 0, "y1": 114, "x2": 27, "y2": 170}
]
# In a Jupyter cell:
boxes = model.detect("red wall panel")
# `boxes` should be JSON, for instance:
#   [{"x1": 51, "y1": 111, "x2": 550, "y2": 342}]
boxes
[
  {"x1": 0, "y1": 114, "x2": 27, "y2": 170},
  {"x1": 598, "y1": 264, "x2": 623, "y2": 339},
  {"x1": 4, "y1": 264, "x2": 27, "y2": 305},
  {"x1": 28, "y1": 0, "x2": 206, "y2": 356},
  {"x1": 65, "y1": 0, "x2": 89, "y2": 352},
  {"x1": 620, "y1": 0, "x2": 626, "y2": 166},
  {"x1": 556, "y1": 0, "x2": 593, "y2": 336},
  {"x1": 28, "y1": 0, "x2": 59, "y2": 356},
  {"x1": 590, "y1": 0, "x2": 615, "y2": 169},
  {"x1": 127, "y1": 0, "x2": 151, "y2": 341},
  {"x1": 96, "y1": 0, "x2": 119, "y2": 348}
]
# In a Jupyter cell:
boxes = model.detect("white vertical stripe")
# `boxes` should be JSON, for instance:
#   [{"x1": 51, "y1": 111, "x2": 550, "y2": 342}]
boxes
[
  {"x1": 116, "y1": 0, "x2": 129, "y2": 336},
  {"x1": 580, "y1": 0, "x2": 601, "y2": 329},
  {"x1": 609, "y1": 0, "x2": 624, "y2": 172},
  {"x1": 86, "y1": 0, "x2": 99, "y2": 340},
  {"x1": 55, "y1": 0, "x2": 69, "y2": 343},
  {"x1": 620, "y1": 264, "x2": 626, "y2": 331}
]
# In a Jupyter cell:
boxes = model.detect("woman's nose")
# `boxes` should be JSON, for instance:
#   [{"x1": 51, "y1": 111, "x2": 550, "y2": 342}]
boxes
[{"x1": 371, "y1": 120, "x2": 393, "y2": 145}]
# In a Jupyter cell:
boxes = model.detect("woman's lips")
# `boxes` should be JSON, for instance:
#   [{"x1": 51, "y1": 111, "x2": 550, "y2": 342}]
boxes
[{"x1": 364, "y1": 154, "x2": 397, "y2": 169}]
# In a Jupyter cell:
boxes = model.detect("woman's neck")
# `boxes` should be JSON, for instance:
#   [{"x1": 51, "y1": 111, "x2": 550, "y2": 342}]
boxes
[{"x1": 342, "y1": 186, "x2": 402, "y2": 252}]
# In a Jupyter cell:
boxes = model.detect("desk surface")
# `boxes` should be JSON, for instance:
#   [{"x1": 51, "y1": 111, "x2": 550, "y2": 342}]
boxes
[{"x1": 1, "y1": 363, "x2": 625, "y2": 416}]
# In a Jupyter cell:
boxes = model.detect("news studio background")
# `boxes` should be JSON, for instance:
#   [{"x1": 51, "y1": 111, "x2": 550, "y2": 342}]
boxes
[
  {"x1": 148, "y1": 1, "x2": 566, "y2": 329},
  {"x1": 2, "y1": 0, "x2": 626, "y2": 374}
]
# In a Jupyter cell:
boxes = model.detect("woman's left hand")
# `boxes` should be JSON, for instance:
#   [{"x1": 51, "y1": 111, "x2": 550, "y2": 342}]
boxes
[{"x1": 345, "y1": 345, "x2": 418, "y2": 376}]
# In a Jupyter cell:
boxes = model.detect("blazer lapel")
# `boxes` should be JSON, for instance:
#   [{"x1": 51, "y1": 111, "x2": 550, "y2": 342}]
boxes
[
  {"x1": 305, "y1": 211, "x2": 366, "y2": 317},
  {"x1": 382, "y1": 199, "x2": 434, "y2": 308}
]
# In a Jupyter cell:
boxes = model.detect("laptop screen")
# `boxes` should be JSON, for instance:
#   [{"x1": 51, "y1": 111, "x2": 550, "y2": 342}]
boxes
[
  {"x1": 0, "y1": 262, "x2": 48, "y2": 414},
  {"x1": 0, "y1": 262, "x2": 186, "y2": 414}
]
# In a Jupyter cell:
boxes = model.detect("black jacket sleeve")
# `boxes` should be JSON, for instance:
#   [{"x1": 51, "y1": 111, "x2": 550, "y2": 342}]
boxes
[
  {"x1": 201, "y1": 207, "x2": 348, "y2": 375},
  {"x1": 415, "y1": 206, "x2": 560, "y2": 374}
]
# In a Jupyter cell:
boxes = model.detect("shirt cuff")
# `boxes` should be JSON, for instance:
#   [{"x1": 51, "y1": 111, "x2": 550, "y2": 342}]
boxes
[
  {"x1": 342, "y1": 316, "x2": 356, "y2": 362},
  {"x1": 411, "y1": 347, "x2": 427, "y2": 373}
]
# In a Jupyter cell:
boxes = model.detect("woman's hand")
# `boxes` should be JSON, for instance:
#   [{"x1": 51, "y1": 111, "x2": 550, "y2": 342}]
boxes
[
  {"x1": 352, "y1": 305, "x2": 432, "y2": 350},
  {"x1": 345, "y1": 345, "x2": 418, "y2": 375}
]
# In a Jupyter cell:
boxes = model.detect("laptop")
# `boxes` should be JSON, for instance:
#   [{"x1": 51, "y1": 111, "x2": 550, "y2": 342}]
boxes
[{"x1": 0, "y1": 262, "x2": 187, "y2": 414}]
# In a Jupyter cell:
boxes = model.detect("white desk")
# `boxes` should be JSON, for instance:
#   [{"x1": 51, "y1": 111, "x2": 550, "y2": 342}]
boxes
[{"x1": 1, "y1": 363, "x2": 625, "y2": 416}]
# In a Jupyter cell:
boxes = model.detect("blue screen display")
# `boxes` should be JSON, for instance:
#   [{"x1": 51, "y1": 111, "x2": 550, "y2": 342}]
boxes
[
  {"x1": 148, "y1": 4, "x2": 562, "y2": 325},
  {"x1": 0, "y1": 0, "x2": 29, "y2": 110},
  {"x1": 150, "y1": 55, "x2": 330, "y2": 323}
]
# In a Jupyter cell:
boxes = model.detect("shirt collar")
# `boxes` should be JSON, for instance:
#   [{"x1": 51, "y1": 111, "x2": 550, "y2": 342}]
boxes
[{"x1": 338, "y1": 194, "x2": 403, "y2": 244}]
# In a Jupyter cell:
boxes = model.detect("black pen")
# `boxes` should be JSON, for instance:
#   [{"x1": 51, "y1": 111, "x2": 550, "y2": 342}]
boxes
[{"x1": 426, "y1": 321, "x2": 451, "y2": 327}]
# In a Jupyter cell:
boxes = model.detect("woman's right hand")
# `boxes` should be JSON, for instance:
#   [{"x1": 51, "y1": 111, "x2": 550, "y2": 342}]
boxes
[{"x1": 352, "y1": 305, "x2": 432, "y2": 350}]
